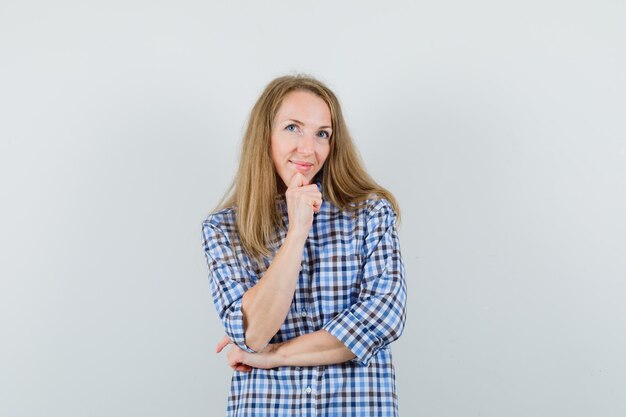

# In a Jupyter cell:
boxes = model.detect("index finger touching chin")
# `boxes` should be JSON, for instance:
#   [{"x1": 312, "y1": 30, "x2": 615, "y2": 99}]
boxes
[{"x1": 288, "y1": 172, "x2": 308, "y2": 189}]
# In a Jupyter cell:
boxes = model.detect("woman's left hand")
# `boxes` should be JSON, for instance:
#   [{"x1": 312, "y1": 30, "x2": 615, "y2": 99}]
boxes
[{"x1": 216, "y1": 335, "x2": 282, "y2": 372}]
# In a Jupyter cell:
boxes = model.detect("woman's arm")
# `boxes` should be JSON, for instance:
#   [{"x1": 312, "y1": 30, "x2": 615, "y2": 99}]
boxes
[
  {"x1": 320, "y1": 200, "x2": 406, "y2": 366},
  {"x1": 239, "y1": 227, "x2": 307, "y2": 351},
  {"x1": 240, "y1": 173, "x2": 322, "y2": 352},
  {"x1": 202, "y1": 174, "x2": 322, "y2": 354},
  {"x1": 216, "y1": 330, "x2": 356, "y2": 371}
]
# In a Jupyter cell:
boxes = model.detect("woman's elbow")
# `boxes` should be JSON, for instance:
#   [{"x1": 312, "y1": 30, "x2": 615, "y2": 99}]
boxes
[{"x1": 243, "y1": 330, "x2": 270, "y2": 352}]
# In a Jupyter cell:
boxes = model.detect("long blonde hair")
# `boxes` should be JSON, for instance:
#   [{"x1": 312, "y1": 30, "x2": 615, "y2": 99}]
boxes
[{"x1": 215, "y1": 74, "x2": 400, "y2": 260}]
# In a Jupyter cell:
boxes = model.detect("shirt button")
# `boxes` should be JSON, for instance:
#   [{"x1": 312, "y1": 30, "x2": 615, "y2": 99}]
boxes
[
  {"x1": 301, "y1": 311, "x2": 307, "y2": 318},
  {"x1": 299, "y1": 264, "x2": 304, "y2": 271},
  {"x1": 305, "y1": 387, "x2": 312, "y2": 394}
]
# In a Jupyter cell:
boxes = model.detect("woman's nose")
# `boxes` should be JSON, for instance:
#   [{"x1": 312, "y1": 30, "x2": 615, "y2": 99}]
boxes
[{"x1": 296, "y1": 132, "x2": 316, "y2": 153}]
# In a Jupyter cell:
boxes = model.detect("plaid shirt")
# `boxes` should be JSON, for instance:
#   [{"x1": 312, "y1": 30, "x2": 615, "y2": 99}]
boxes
[{"x1": 202, "y1": 193, "x2": 407, "y2": 417}]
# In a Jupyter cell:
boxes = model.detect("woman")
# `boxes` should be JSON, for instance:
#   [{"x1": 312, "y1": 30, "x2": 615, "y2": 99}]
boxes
[{"x1": 202, "y1": 74, "x2": 407, "y2": 416}]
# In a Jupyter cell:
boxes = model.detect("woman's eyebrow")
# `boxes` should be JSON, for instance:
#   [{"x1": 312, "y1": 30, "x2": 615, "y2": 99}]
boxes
[{"x1": 284, "y1": 118, "x2": 332, "y2": 130}]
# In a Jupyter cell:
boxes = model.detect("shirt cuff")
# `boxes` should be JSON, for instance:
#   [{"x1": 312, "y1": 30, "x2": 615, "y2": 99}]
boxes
[
  {"x1": 224, "y1": 297, "x2": 258, "y2": 354},
  {"x1": 322, "y1": 309, "x2": 382, "y2": 367}
]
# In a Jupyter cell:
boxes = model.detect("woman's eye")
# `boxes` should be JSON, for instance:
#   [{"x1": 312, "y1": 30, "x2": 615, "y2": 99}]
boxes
[
  {"x1": 317, "y1": 131, "x2": 330, "y2": 139},
  {"x1": 286, "y1": 124, "x2": 298, "y2": 132}
]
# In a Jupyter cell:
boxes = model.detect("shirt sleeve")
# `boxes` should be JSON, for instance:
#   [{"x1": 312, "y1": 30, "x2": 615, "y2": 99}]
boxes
[
  {"x1": 321, "y1": 200, "x2": 407, "y2": 366},
  {"x1": 201, "y1": 219, "x2": 259, "y2": 353}
]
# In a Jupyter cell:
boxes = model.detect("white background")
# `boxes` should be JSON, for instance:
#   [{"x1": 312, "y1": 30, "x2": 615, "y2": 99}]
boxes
[{"x1": 1, "y1": 1, "x2": 625, "y2": 416}]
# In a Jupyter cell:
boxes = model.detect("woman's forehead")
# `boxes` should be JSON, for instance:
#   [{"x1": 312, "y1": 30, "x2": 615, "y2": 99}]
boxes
[{"x1": 275, "y1": 90, "x2": 332, "y2": 127}]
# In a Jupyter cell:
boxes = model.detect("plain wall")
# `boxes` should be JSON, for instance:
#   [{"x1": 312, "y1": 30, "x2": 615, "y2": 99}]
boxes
[{"x1": 1, "y1": 1, "x2": 625, "y2": 416}]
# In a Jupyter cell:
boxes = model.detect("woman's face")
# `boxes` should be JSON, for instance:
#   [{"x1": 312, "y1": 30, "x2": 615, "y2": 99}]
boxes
[{"x1": 270, "y1": 90, "x2": 332, "y2": 189}]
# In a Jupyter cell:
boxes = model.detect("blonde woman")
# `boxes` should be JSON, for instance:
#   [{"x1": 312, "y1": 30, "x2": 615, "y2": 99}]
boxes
[{"x1": 201, "y1": 74, "x2": 407, "y2": 417}]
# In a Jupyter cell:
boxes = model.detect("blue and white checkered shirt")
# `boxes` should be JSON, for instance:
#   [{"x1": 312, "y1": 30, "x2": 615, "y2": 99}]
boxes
[{"x1": 202, "y1": 193, "x2": 407, "y2": 417}]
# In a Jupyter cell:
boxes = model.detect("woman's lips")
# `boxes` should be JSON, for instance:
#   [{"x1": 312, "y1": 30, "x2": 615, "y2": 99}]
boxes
[{"x1": 290, "y1": 160, "x2": 313, "y2": 173}]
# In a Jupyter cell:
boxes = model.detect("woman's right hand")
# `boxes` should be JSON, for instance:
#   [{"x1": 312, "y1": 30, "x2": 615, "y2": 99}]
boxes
[{"x1": 285, "y1": 173, "x2": 322, "y2": 236}]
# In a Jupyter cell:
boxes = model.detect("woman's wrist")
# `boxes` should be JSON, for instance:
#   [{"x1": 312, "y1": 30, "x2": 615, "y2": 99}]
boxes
[
  {"x1": 262, "y1": 342, "x2": 287, "y2": 368},
  {"x1": 285, "y1": 226, "x2": 309, "y2": 244}
]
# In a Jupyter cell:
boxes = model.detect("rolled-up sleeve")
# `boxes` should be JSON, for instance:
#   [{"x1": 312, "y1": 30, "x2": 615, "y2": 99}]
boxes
[
  {"x1": 322, "y1": 200, "x2": 407, "y2": 366},
  {"x1": 201, "y1": 220, "x2": 258, "y2": 353}
]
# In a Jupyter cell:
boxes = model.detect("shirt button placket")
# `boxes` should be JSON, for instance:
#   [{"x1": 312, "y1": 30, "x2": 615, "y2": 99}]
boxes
[
  {"x1": 303, "y1": 385, "x2": 315, "y2": 417},
  {"x1": 311, "y1": 368, "x2": 320, "y2": 416},
  {"x1": 302, "y1": 369, "x2": 318, "y2": 417}
]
